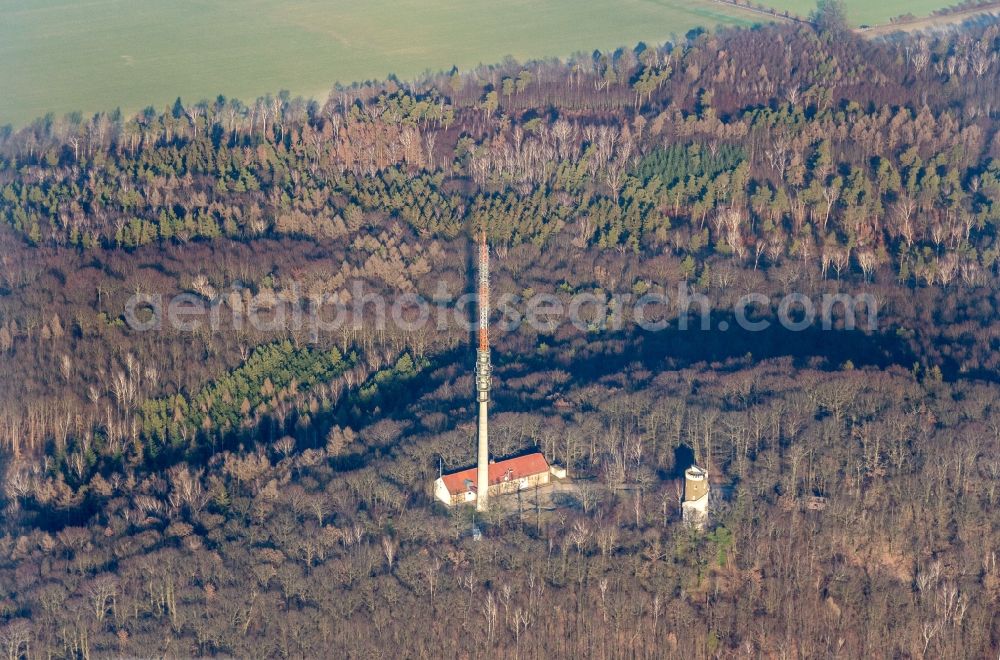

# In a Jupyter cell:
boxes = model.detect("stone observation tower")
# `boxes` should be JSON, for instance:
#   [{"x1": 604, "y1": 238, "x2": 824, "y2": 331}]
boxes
[
  {"x1": 475, "y1": 229, "x2": 492, "y2": 512},
  {"x1": 682, "y1": 465, "x2": 710, "y2": 530}
]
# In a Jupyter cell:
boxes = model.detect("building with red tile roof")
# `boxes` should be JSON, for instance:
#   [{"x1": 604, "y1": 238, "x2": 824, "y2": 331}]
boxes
[{"x1": 434, "y1": 452, "x2": 558, "y2": 506}]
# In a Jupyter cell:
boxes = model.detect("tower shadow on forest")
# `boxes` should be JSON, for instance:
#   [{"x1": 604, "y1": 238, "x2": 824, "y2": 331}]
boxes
[
  {"x1": 672, "y1": 444, "x2": 695, "y2": 479},
  {"x1": 490, "y1": 308, "x2": 922, "y2": 415}
]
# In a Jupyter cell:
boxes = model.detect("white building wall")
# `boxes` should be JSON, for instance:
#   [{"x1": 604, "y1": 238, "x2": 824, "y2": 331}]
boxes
[
  {"x1": 433, "y1": 478, "x2": 453, "y2": 505},
  {"x1": 682, "y1": 494, "x2": 709, "y2": 530},
  {"x1": 489, "y1": 471, "x2": 548, "y2": 497}
]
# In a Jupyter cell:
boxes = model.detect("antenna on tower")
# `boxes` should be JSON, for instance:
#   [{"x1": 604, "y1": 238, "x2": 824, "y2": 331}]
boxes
[
  {"x1": 477, "y1": 227, "x2": 490, "y2": 352},
  {"x1": 474, "y1": 225, "x2": 492, "y2": 512}
]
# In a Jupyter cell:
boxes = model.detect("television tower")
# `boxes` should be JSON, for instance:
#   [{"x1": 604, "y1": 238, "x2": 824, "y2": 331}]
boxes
[{"x1": 475, "y1": 229, "x2": 492, "y2": 511}]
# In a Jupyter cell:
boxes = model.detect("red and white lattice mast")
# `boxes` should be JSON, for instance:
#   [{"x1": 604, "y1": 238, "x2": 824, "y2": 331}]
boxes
[{"x1": 475, "y1": 228, "x2": 492, "y2": 511}]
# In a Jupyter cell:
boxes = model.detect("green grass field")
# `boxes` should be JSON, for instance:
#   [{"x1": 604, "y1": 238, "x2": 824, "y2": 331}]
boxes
[
  {"x1": 757, "y1": 0, "x2": 958, "y2": 25},
  {"x1": 1, "y1": 0, "x2": 959, "y2": 127},
  {"x1": 2, "y1": 0, "x2": 764, "y2": 126}
]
